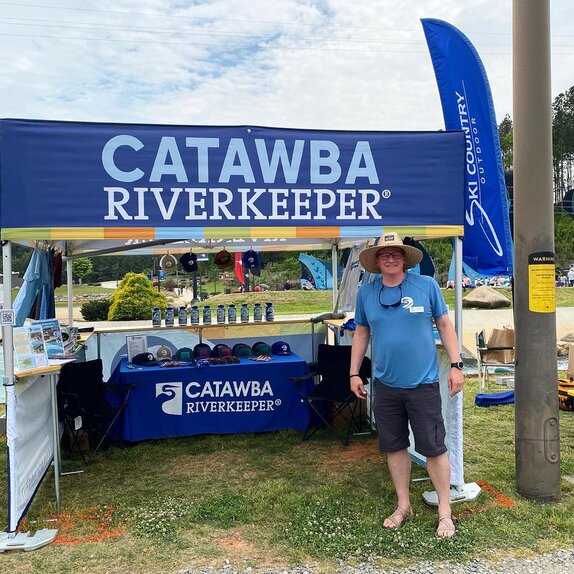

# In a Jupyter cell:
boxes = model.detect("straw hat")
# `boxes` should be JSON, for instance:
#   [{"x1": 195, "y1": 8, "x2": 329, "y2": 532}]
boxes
[{"x1": 359, "y1": 232, "x2": 423, "y2": 273}]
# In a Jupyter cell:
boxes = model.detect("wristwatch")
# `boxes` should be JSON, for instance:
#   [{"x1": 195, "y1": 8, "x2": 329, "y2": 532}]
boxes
[{"x1": 450, "y1": 361, "x2": 464, "y2": 370}]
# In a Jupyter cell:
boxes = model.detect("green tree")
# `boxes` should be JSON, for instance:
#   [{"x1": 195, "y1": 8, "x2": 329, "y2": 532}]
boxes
[
  {"x1": 424, "y1": 238, "x2": 453, "y2": 276},
  {"x1": 554, "y1": 209, "x2": 574, "y2": 268},
  {"x1": 498, "y1": 113, "x2": 513, "y2": 170},
  {"x1": 108, "y1": 272, "x2": 167, "y2": 321},
  {"x1": 552, "y1": 85, "x2": 574, "y2": 201},
  {"x1": 72, "y1": 258, "x2": 93, "y2": 284}
]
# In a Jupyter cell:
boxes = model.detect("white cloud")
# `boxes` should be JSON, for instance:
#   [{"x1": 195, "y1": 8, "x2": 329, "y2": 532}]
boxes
[{"x1": 0, "y1": 0, "x2": 572, "y2": 129}]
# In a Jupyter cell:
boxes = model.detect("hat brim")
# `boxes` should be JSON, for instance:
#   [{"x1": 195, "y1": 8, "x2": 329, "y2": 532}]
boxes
[{"x1": 359, "y1": 244, "x2": 423, "y2": 274}]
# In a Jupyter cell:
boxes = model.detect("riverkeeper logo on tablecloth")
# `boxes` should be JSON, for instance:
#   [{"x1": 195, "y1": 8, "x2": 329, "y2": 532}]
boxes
[
  {"x1": 155, "y1": 379, "x2": 278, "y2": 416},
  {"x1": 156, "y1": 382, "x2": 184, "y2": 415}
]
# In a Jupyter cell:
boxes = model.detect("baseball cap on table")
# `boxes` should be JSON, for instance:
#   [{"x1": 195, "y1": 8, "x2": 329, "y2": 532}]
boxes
[
  {"x1": 179, "y1": 252, "x2": 198, "y2": 272},
  {"x1": 212, "y1": 343, "x2": 233, "y2": 358},
  {"x1": 252, "y1": 341, "x2": 271, "y2": 356},
  {"x1": 132, "y1": 352, "x2": 158, "y2": 367},
  {"x1": 155, "y1": 345, "x2": 173, "y2": 360},
  {"x1": 271, "y1": 341, "x2": 291, "y2": 356},
  {"x1": 193, "y1": 343, "x2": 212, "y2": 359},
  {"x1": 232, "y1": 343, "x2": 253, "y2": 358},
  {"x1": 214, "y1": 249, "x2": 234, "y2": 269},
  {"x1": 175, "y1": 347, "x2": 194, "y2": 361}
]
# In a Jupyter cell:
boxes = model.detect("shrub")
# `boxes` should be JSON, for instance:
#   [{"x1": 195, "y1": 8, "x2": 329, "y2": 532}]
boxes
[
  {"x1": 80, "y1": 298, "x2": 112, "y2": 321},
  {"x1": 108, "y1": 273, "x2": 167, "y2": 321},
  {"x1": 164, "y1": 279, "x2": 177, "y2": 291}
]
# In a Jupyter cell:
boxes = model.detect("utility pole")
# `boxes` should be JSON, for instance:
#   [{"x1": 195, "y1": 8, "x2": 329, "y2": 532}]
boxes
[{"x1": 513, "y1": 0, "x2": 560, "y2": 499}]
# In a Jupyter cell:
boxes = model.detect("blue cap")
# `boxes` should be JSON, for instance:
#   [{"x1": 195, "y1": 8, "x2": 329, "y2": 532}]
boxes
[
  {"x1": 242, "y1": 249, "x2": 260, "y2": 269},
  {"x1": 271, "y1": 341, "x2": 291, "y2": 356}
]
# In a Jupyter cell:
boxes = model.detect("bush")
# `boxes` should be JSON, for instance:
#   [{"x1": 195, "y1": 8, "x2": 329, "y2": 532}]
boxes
[
  {"x1": 164, "y1": 279, "x2": 177, "y2": 291},
  {"x1": 80, "y1": 299, "x2": 112, "y2": 321},
  {"x1": 108, "y1": 273, "x2": 168, "y2": 321}
]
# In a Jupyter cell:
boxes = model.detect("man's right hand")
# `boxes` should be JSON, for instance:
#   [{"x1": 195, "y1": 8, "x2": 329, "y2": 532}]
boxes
[{"x1": 350, "y1": 377, "x2": 368, "y2": 400}]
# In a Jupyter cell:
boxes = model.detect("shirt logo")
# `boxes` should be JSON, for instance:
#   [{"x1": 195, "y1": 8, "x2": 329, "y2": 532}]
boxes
[{"x1": 401, "y1": 296, "x2": 414, "y2": 309}]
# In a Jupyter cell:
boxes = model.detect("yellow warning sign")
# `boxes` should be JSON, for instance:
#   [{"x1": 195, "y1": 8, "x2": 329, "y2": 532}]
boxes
[{"x1": 528, "y1": 252, "x2": 556, "y2": 313}]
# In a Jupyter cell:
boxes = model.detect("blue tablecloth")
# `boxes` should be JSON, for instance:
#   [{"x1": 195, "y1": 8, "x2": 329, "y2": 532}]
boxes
[{"x1": 108, "y1": 355, "x2": 311, "y2": 441}]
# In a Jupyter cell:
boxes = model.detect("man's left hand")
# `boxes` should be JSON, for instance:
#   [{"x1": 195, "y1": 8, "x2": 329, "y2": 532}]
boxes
[{"x1": 448, "y1": 367, "x2": 464, "y2": 396}]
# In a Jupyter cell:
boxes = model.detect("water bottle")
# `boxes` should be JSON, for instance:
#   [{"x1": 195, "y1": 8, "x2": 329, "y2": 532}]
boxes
[
  {"x1": 228, "y1": 304, "x2": 237, "y2": 323},
  {"x1": 216, "y1": 304, "x2": 226, "y2": 324},
  {"x1": 265, "y1": 302, "x2": 274, "y2": 322},
  {"x1": 152, "y1": 307, "x2": 161, "y2": 327},
  {"x1": 165, "y1": 307, "x2": 175, "y2": 327},
  {"x1": 240, "y1": 303, "x2": 249, "y2": 323},
  {"x1": 190, "y1": 305, "x2": 199, "y2": 325},
  {"x1": 253, "y1": 303, "x2": 262, "y2": 322},
  {"x1": 203, "y1": 305, "x2": 212, "y2": 325},
  {"x1": 178, "y1": 306, "x2": 187, "y2": 326}
]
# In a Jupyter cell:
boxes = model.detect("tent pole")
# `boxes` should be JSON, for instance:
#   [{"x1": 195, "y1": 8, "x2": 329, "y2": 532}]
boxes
[
  {"x1": 452, "y1": 236, "x2": 465, "y2": 486},
  {"x1": 454, "y1": 237, "x2": 463, "y2": 342},
  {"x1": 2, "y1": 241, "x2": 15, "y2": 390},
  {"x1": 65, "y1": 257, "x2": 74, "y2": 327},
  {"x1": 331, "y1": 244, "x2": 338, "y2": 310},
  {"x1": 2, "y1": 241, "x2": 15, "y2": 536}
]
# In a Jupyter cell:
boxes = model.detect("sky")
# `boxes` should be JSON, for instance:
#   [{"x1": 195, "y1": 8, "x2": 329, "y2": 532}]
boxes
[{"x1": 0, "y1": 0, "x2": 573, "y2": 131}]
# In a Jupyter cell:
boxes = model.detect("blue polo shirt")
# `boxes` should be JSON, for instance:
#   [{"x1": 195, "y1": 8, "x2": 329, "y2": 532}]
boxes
[{"x1": 355, "y1": 273, "x2": 447, "y2": 388}]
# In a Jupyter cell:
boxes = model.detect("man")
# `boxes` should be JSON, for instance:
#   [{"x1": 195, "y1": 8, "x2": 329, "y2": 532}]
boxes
[
  {"x1": 350, "y1": 232, "x2": 463, "y2": 538},
  {"x1": 568, "y1": 266, "x2": 574, "y2": 287}
]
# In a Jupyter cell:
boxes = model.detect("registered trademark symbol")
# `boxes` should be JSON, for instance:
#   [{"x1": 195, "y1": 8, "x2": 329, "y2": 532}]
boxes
[
  {"x1": 381, "y1": 189, "x2": 391, "y2": 199},
  {"x1": 275, "y1": 399, "x2": 282, "y2": 406}
]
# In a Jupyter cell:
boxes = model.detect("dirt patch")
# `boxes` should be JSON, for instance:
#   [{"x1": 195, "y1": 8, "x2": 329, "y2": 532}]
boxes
[
  {"x1": 301, "y1": 437, "x2": 383, "y2": 477},
  {"x1": 336, "y1": 438, "x2": 380, "y2": 462},
  {"x1": 217, "y1": 531, "x2": 247, "y2": 549}
]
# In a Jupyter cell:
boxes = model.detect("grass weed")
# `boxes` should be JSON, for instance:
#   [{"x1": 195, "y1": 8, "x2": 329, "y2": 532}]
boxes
[{"x1": 0, "y1": 378, "x2": 573, "y2": 573}]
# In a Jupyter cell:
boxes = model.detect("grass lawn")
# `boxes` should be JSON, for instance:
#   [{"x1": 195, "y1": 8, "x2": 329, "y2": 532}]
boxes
[
  {"x1": 1, "y1": 377, "x2": 573, "y2": 573},
  {"x1": 51, "y1": 285, "x2": 574, "y2": 315}
]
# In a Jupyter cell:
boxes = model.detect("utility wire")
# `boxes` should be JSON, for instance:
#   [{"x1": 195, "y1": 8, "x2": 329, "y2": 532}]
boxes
[{"x1": 2, "y1": 0, "x2": 571, "y2": 38}]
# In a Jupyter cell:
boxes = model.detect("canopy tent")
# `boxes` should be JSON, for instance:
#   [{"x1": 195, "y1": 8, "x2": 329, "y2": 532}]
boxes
[{"x1": 0, "y1": 118, "x2": 469, "y2": 537}]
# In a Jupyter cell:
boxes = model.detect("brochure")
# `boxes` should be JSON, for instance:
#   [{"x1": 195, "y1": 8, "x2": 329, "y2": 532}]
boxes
[
  {"x1": 13, "y1": 325, "x2": 49, "y2": 372},
  {"x1": 32, "y1": 319, "x2": 65, "y2": 358}
]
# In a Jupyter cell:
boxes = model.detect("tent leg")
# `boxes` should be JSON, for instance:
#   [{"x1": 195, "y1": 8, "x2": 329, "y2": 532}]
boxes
[
  {"x1": 65, "y1": 256, "x2": 74, "y2": 327},
  {"x1": 331, "y1": 243, "x2": 338, "y2": 310}
]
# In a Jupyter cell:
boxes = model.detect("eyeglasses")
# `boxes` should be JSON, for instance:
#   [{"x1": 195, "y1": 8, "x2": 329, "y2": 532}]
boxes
[
  {"x1": 379, "y1": 284, "x2": 403, "y2": 309},
  {"x1": 377, "y1": 252, "x2": 403, "y2": 261}
]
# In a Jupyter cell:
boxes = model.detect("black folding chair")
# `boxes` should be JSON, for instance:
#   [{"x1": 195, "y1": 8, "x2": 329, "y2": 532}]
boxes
[
  {"x1": 57, "y1": 359, "x2": 133, "y2": 462},
  {"x1": 290, "y1": 344, "x2": 372, "y2": 446}
]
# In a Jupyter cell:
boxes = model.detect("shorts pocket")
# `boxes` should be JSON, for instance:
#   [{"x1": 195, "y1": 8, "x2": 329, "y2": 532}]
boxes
[{"x1": 435, "y1": 418, "x2": 446, "y2": 448}]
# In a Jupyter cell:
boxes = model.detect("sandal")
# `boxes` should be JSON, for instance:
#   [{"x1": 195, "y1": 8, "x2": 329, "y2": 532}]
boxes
[
  {"x1": 436, "y1": 514, "x2": 456, "y2": 538},
  {"x1": 383, "y1": 506, "x2": 414, "y2": 529}
]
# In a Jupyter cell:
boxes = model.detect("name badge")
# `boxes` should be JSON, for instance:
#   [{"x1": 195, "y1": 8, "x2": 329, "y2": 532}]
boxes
[{"x1": 409, "y1": 306, "x2": 424, "y2": 313}]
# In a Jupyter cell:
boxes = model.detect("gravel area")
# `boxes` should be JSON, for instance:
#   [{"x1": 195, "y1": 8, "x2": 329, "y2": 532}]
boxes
[{"x1": 176, "y1": 547, "x2": 574, "y2": 574}]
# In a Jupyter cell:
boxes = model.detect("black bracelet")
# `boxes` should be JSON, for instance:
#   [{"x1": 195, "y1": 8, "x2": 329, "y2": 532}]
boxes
[{"x1": 350, "y1": 374, "x2": 361, "y2": 378}]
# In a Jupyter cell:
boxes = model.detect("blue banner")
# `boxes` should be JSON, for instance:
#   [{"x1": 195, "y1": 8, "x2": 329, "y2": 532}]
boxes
[
  {"x1": 0, "y1": 119, "x2": 464, "y2": 233},
  {"x1": 422, "y1": 18, "x2": 514, "y2": 275}
]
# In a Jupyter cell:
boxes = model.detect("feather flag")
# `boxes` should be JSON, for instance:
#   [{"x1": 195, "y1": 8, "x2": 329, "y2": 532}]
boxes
[{"x1": 422, "y1": 18, "x2": 513, "y2": 275}]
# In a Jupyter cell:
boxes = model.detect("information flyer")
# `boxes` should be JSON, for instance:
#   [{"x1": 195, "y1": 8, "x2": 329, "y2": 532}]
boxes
[
  {"x1": 13, "y1": 325, "x2": 49, "y2": 371},
  {"x1": 32, "y1": 319, "x2": 65, "y2": 358}
]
